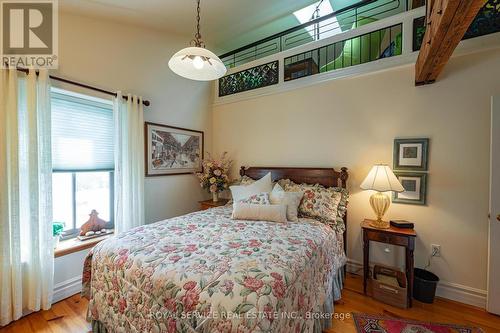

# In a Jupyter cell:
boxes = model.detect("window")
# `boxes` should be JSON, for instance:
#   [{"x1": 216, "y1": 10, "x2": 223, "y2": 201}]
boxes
[
  {"x1": 51, "y1": 88, "x2": 114, "y2": 239},
  {"x1": 52, "y1": 171, "x2": 113, "y2": 236},
  {"x1": 293, "y1": 0, "x2": 342, "y2": 40}
]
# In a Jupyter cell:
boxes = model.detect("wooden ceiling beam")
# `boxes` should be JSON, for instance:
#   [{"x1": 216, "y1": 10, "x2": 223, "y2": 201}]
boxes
[{"x1": 415, "y1": 0, "x2": 486, "y2": 85}]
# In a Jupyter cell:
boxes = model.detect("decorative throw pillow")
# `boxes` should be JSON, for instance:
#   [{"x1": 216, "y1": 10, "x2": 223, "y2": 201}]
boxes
[
  {"x1": 240, "y1": 192, "x2": 270, "y2": 205},
  {"x1": 298, "y1": 185, "x2": 341, "y2": 223},
  {"x1": 230, "y1": 172, "x2": 272, "y2": 203},
  {"x1": 333, "y1": 187, "x2": 349, "y2": 230},
  {"x1": 231, "y1": 203, "x2": 287, "y2": 223},
  {"x1": 280, "y1": 179, "x2": 348, "y2": 232},
  {"x1": 239, "y1": 175, "x2": 256, "y2": 186},
  {"x1": 269, "y1": 184, "x2": 303, "y2": 222}
]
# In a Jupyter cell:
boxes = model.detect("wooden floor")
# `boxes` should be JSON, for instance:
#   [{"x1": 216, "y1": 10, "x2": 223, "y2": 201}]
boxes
[
  {"x1": 328, "y1": 274, "x2": 500, "y2": 333},
  {"x1": 1, "y1": 273, "x2": 499, "y2": 332},
  {"x1": 0, "y1": 294, "x2": 90, "y2": 333}
]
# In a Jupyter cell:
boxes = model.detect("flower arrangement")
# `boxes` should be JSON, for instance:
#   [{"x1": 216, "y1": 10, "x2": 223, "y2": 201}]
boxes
[{"x1": 196, "y1": 152, "x2": 232, "y2": 201}]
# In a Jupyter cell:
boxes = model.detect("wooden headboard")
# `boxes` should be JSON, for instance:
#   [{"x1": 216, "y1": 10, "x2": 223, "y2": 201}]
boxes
[
  {"x1": 239, "y1": 166, "x2": 348, "y2": 189},
  {"x1": 239, "y1": 166, "x2": 349, "y2": 252}
]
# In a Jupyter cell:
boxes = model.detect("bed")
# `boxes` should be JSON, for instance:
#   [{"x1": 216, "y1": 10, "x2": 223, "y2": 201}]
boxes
[{"x1": 82, "y1": 166, "x2": 349, "y2": 333}]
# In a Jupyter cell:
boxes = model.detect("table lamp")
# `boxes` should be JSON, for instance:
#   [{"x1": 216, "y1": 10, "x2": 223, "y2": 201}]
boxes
[{"x1": 360, "y1": 164, "x2": 405, "y2": 229}]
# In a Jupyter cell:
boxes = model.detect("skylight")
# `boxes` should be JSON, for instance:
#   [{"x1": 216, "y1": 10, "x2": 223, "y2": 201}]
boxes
[{"x1": 293, "y1": 0, "x2": 342, "y2": 40}]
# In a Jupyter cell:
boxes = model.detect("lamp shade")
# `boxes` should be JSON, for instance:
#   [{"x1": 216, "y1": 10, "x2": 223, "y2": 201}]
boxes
[
  {"x1": 360, "y1": 164, "x2": 405, "y2": 192},
  {"x1": 168, "y1": 46, "x2": 227, "y2": 81}
]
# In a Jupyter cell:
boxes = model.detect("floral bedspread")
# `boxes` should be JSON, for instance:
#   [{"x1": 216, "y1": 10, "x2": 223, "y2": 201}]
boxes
[{"x1": 82, "y1": 206, "x2": 346, "y2": 333}]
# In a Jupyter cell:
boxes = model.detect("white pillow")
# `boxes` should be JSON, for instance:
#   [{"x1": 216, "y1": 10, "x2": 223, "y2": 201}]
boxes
[
  {"x1": 269, "y1": 183, "x2": 303, "y2": 222},
  {"x1": 231, "y1": 202, "x2": 287, "y2": 223},
  {"x1": 230, "y1": 172, "x2": 273, "y2": 203}
]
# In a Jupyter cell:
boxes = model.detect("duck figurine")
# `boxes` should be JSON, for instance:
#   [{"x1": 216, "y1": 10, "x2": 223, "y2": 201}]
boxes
[{"x1": 79, "y1": 210, "x2": 107, "y2": 236}]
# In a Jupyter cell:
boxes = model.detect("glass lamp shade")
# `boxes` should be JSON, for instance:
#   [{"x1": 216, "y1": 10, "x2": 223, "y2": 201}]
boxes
[
  {"x1": 168, "y1": 46, "x2": 227, "y2": 81},
  {"x1": 360, "y1": 164, "x2": 405, "y2": 192}
]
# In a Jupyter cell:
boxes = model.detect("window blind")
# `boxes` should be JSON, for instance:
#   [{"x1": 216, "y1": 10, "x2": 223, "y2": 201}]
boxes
[{"x1": 51, "y1": 90, "x2": 114, "y2": 171}]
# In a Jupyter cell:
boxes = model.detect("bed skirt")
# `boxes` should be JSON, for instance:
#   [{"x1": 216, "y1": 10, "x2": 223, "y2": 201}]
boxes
[
  {"x1": 90, "y1": 265, "x2": 345, "y2": 333},
  {"x1": 315, "y1": 265, "x2": 345, "y2": 332},
  {"x1": 91, "y1": 319, "x2": 108, "y2": 333}
]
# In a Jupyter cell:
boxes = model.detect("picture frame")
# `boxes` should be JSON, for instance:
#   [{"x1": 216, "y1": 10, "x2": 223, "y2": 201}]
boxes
[
  {"x1": 393, "y1": 138, "x2": 429, "y2": 171},
  {"x1": 392, "y1": 172, "x2": 427, "y2": 205},
  {"x1": 144, "y1": 122, "x2": 204, "y2": 177}
]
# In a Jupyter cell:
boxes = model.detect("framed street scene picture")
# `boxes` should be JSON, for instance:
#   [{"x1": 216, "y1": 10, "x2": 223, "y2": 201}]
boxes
[
  {"x1": 145, "y1": 122, "x2": 204, "y2": 177},
  {"x1": 393, "y1": 138, "x2": 429, "y2": 171},
  {"x1": 393, "y1": 172, "x2": 427, "y2": 205}
]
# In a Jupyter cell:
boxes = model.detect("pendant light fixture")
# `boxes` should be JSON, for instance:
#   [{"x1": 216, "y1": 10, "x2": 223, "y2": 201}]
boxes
[{"x1": 168, "y1": 0, "x2": 227, "y2": 81}]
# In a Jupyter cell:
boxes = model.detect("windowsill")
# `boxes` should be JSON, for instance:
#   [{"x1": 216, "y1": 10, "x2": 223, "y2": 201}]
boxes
[{"x1": 54, "y1": 234, "x2": 113, "y2": 258}]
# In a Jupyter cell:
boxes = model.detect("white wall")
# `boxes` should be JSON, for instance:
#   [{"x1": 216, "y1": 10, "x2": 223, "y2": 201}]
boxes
[
  {"x1": 57, "y1": 11, "x2": 212, "y2": 224},
  {"x1": 212, "y1": 48, "x2": 500, "y2": 303},
  {"x1": 52, "y1": 11, "x2": 212, "y2": 299}
]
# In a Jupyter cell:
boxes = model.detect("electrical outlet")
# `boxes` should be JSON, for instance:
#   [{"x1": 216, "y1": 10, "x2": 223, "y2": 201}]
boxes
[{"x1": 431, "y1": 244, "x2": 441, "y2": 257}]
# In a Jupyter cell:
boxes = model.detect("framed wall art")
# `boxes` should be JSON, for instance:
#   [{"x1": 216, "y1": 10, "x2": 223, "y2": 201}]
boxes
[
  {"x1": 145, "y1": 122, "x2": 204, "y2": 177},
  {"x1": 393, "y1": 138, "x2": 429, "y2": 171},
  {"x1": 392, "y1": 172, "x2": 427, "y2": 205}
]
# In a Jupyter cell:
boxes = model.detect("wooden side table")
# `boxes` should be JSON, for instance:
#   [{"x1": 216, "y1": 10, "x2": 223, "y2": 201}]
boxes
[
  {"x1": 361, "y1": 219, "x2": 417, "y2": 308},
  {"x1": 199, "y1": 199, "x2": 229, "y2": 210}
]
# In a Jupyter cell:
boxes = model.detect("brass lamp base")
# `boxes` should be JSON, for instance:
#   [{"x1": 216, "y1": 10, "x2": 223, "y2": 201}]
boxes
[
  {"x1": 369, "y1": 219, "x2": 390, "y2": 229},
  {"x1": 369, "y1": 191, "x2": 391, "y2": 229}
]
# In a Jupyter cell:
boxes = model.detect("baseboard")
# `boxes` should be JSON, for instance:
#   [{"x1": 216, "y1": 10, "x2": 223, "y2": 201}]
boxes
[
  {"x1": 52, "y1": 276, "x2": 82, "y2": 304},
  {"x1": 346, "y1": 259, "x2": 365, "y2": 274},
  {"x1": 346, "y1": 258, "x2": 487, "y2": 309},
  {"x1": 435, "y1": 281, "x2": 487, "y2": 309}
]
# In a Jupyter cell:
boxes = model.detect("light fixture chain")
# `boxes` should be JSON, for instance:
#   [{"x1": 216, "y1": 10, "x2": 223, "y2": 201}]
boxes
[
  {"x1": 191, "y1": 0, "x2": 205, "y2": 48},
  {"x1": 196, "y1": 0, "x2": 201, "y2": 41}
]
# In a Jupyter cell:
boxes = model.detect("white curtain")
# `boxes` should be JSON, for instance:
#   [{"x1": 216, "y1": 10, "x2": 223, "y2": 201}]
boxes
[
  {"x1": 113, "y1": 92, "x2": 145, "y2": 233},
  {"x1": 0, "y1": 69, "x2": 54, "y2": 326}
]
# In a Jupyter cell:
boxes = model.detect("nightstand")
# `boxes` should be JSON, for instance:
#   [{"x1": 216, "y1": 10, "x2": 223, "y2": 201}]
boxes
[
  {"x1": 199, "y1": 199, "x2": 229, "y2": 210},
  {"x1": 361, "y1": 219, "x2": 417, "y2": 308}
]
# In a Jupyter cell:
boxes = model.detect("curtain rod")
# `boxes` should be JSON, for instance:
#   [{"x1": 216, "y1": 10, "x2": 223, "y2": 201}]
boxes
[{"x1": 12, "y1": 67, "x2": 151, "y2": 107}]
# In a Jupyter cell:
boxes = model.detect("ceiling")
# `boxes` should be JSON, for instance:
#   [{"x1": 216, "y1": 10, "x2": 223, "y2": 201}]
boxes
[{"x1": 60, "y1": 0, "x2": 320, "y2": 54}]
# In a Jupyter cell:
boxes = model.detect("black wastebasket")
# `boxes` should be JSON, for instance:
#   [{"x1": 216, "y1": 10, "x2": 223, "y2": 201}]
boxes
[{"x1": 413, "y1": 268, "x2": 439, "y2": 303}]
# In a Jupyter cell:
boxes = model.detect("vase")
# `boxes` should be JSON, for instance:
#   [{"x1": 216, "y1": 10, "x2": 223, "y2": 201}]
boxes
[{"x1": 212, "y1": 192, "x2": 219, "y2": 202}]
